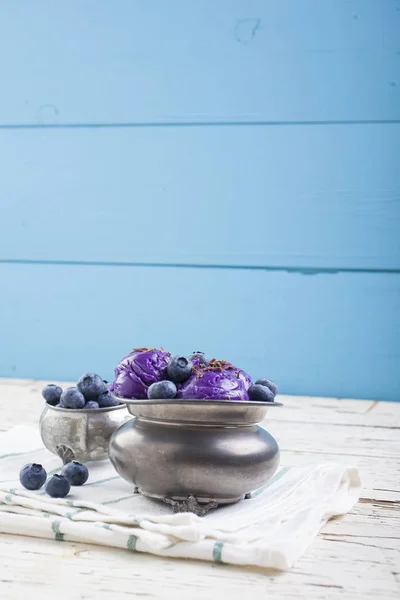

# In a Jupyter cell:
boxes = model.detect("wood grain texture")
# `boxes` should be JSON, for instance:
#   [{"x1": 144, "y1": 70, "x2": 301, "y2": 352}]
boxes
[
  {"x1": 1, "y1": 381, "x2": 399, "y2": 599},
  {"x1": 1, "y1": 124, "x2": 399, "y2": 270},
  {"x1": 0, "y1": 0, "x2": 399, "y2": 125},
  {"x1": 0, "y1": 263, "x2": 399, "y2": 400}
]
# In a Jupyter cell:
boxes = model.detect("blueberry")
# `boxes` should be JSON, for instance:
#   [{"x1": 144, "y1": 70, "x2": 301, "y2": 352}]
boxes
[
  {"x1": 97, "y1": 391, "x2": 120, "y2": 408},
  {"x1": 59, "y1": 387, "x2": 85, "y2": 409},
  {"x1": 167, "y1": 356, "x2": 193, "y2": 383},
  {"x1": 42, "y1": 384, "x2": 63, "y2": 406},
  {"x1": 19, "y1": 463, "x2": 47, "y2": 490},
  {"x1": 61, "y1": 461, "x2": 89, "y2": 486},
  {"x1": 84, "y1": 400, "x2": 100, "y2": 409},
  {"x1": 188, "y1": 351, "x2": 210, "y2": 366},
  {"x1": 77, "y1": 373, "x2": 107, "y2": 400},
  {"x1": 45, "y1": 474, "x2": 70, "y2": 498},
  {"x1": 255, "y1": 378, "x2": 278, "y2": 397},
  {"x1": 147, "y1": 380, "x2": 177, "y2": 399},
  {"x1": 248, "y1": 384, "x2": 275, "y2": 402}
]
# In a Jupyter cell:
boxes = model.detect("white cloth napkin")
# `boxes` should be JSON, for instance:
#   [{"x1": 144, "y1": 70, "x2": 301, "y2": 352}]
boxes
[{"x1": 0, "y1": 426, "x2": 360, "y2": 570}]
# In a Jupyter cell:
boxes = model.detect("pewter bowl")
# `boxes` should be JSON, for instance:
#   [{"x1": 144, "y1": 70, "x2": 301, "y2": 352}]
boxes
[
  {"x1": 109, "y1": 396, "x2": 282, "y2": 508},
  {"x1": 40, "y1": 403, "x2": 131, "y2": 462}
]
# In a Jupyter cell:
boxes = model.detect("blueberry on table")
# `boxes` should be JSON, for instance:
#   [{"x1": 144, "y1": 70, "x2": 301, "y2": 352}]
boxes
[
  {"x1": 45, "y1": 474, "x2": 70, "y2": 498},
  {"x1": 248, "y1": 384, "x2": 275, "y2": 402},
  {"x1": 97, "y1": 391, "x2": 120, "y2": 408},
  {"x1": 77, "y1": 373, "x2": 107, "y2": 400},
  {"x1": 42, "y1": 384, "x2": 63, "y2": 406},
  {"x1": 147, "y1": 380, "x2": 177, "y2": 399},
  {"x1": 188, "y1": 352, "x2": 210, "y2": 366},
  {"x1": 167, "y1": 356, "x2": 193, "y2": 383},
  {"x1": 62, "y1": 461, "x2": 89, "y2": 486},
  {"x1": 255, "y1": 378, "x2": 278, "y2": 397},
  {"x1": 59, "y1": 387, "x2": 86, "y2": 409},
  {"x1": 19, "y1": 463, "x2": 47, "y2": 490},
  {"x1": 84, "y1": 400, "x2": 100, "y2": 409}
]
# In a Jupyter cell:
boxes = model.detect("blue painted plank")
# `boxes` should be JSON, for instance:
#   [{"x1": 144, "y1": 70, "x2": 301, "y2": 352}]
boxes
[
  {"x1": 0, "y1": 263, "x2": 399, "y2": 400},
  {"x1": 0, "y1": 0, "x2": 399, "y2": 125},
  {"x1": 0, "y1": 124, "x2": 399, "y2": 270}
]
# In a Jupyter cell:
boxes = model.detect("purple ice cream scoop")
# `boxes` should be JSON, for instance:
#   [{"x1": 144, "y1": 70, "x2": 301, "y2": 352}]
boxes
[
  {"x1": 176, "y1": 359, "x2": 252, "y2": 400},
  {"x1": 110, "y1": 348, "x2": 171, "y2": 399}
]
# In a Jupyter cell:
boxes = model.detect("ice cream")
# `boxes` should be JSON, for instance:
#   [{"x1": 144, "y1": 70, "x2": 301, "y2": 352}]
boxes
[
  {"x1": 110, "y1": 348, "x2": 275, "y2": 402},
  {"x1": 110, "y1": 348, "x2": 171, "y2": 399},
  {"x1": 176, "y1": 359, "x2": 252, "y2": 400}
]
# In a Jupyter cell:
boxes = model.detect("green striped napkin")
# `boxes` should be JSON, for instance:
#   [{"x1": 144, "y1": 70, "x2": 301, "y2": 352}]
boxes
[{"x1": 0, "y1": 426, "x2": 360, "y2": 570}]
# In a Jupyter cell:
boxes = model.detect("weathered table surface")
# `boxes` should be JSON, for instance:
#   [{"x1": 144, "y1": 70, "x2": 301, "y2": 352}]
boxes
[{"x1": 0, "y1": 379, "x2": 399, "y2": 600}]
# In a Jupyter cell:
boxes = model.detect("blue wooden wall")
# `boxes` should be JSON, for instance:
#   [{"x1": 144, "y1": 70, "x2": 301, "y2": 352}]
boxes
[{"x1": 0, "y1": 1, "x2": 399, "y2": 400}]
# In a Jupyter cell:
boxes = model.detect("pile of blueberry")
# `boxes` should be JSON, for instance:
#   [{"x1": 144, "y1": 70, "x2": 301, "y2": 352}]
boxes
[
  {"x1": 19, "y1": 460, "x2": 89, "y2": 498},
  {"x1": 42, "y1": 373, "x2": 121, "y2": 410},
  {"x1": 248, "y1": 379, "x2": 278, "y2": 403}
]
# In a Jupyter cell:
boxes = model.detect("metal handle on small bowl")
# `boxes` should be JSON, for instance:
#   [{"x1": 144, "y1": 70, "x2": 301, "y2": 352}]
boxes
[{"x1": 56, "y1": 445, "x2": 75, "y2": 465}]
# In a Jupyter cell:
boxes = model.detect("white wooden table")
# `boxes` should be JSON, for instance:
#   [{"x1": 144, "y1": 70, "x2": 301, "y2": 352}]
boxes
[{"x1": 1, "y1": 379, "x2": 399, "y2": 599}]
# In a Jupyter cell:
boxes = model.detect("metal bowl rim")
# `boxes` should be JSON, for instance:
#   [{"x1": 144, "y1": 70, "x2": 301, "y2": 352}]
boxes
[
  {"x1": 110, "y1": 394, "x2": 283, "y2": 408},
  {"x1": 43, "y1": 403, "x2": 126, "y2": 414}
]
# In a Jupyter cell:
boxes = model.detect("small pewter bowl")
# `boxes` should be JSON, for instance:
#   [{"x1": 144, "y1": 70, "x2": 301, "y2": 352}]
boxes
[
  {"x1": 109, "y1": 396, "x2": 282, "y2": 511},
  {"x1": 40, "y1": 403, "x2": 131, "y2": 462}
]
